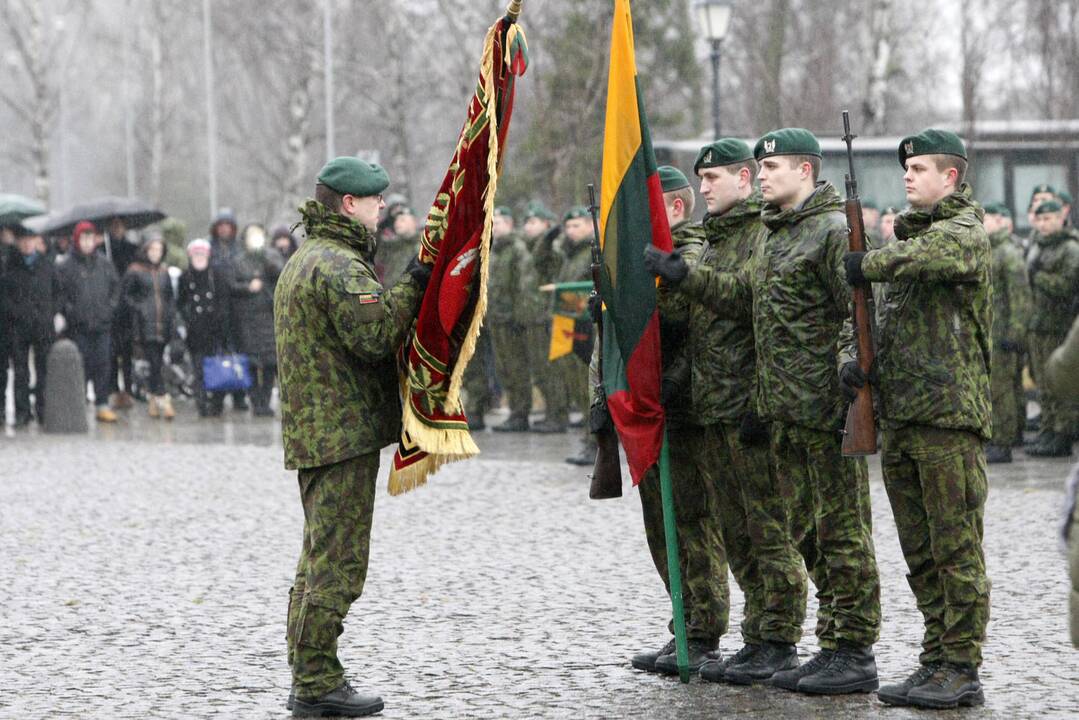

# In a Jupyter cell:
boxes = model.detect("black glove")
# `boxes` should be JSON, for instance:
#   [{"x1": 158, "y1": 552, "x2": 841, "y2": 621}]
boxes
[
  {"x1": 404, "y1": 255, "x2": 433, "y2": 290},
  {"x1": 589, "y1": 396, "x2": 613, "y2": 434},
  {"x1": 843, "y1": 251, "x2": 868, "y2": 288},
  {"x1": 587, "y1": 293, "x2": 602, "y2": 324},
  {"x1": 660, "y1": 376, "x2": 677, "y2": 406},
  {"x1": 738, "y1": 411, "x2": 769, "y2": 446},
  {"x1": 839, "y1": 360, "x2": 867, "y2": 402},
  {"x1": 643, "y1": 245, "x2": 688, "y2": 284},
  {"x1": 998, "y1": 338, "x2": 1023, "y2": 353}
]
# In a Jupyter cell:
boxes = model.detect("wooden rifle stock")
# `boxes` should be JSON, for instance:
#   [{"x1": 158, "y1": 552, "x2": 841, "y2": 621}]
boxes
[
  {"x1": 840, "y1": 111, "x2": 878, "y2": 457},
  {"x1": 586, "y1": 183, "x2": 623, "y2": 499}
]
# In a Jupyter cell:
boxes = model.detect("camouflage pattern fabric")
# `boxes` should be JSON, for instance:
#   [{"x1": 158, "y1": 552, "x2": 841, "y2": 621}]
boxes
[
  {"x1": 463, "y1": 330, "x2": 495, "y2": 420},
  {"x1": 880, "y1": 426, "x2": 990, "y2": 666},
  {"x1": 862, "y1": 185, "x2": 993, "y2": 440},
  {"x1": 988, "y1": 228, "x2": 1032, "y2": 445},
  {"x1": 375, "y1": 230, "x2": 420, "y2": 285},
  {"x1": 491, "y1": 324, "x2": 545, "y2": 421},
  {"x1": 1027, "y1": 227, "x2": 1079, "y2": 436},
  {"x1": 638, "y1": 425, "x2": 729, "y2": 644},
  {"x1": 678, "y1": 192, "x2": 764, "y2": 424},
  {"x1": 707, "y1": 421, "x2": 806, "y2": 645},
  {"x1": 274, "y1": 200, "x2": 424, "y2": 470},
  {"x1": 773, "y1": 422, "x2": 880, "y2": 649},
  {"x1": 657, "y1": 220, "x2": 706, "y2": 428},
  {"x1": 287, "y1": 451, "x2": 379, "y2": 698},
  {"x1": 541, "y1": 236, "x2": 594, "y2": 428},
  {"x1": 528, "y1": 229, "x2": 564, "y2": 285}
]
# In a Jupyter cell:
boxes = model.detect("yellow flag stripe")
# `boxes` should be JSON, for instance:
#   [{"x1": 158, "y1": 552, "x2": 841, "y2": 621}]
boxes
[{"x1": 599, "y1": 0, "x2": 642, "y2": 249}]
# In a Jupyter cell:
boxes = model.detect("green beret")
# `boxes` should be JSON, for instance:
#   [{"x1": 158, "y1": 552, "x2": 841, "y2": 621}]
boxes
[
  {"x1": 694, "y1": 138, "x2": 753, "y2": 172},
  {"x1": 494, "y1": 206, "x2": 514, "y2": 218},
  {"x1": 983, "y1": 202, "x2": 1011, "y2": 218},
  {"x1": 1035, "y1": 200, "x2": 1063, "y2": 215},
  {"x1": 1031, "y1": 183, "x2": 1057, "y2": 198},
  {"x1": 524, "y1": 200, "x2": 555, "y2": 222},
  {"x1": 658, "y1": 166, "x2": 690, "y2": 192},
  {"x1": 563, "y1": 206, "x2": 590, "y2": 222},
  {"x1": 897, "y1": 129, "x2": 967, "y2": 168},
  {"x1": 861, "y1": 198, "x2": 880, "y2": 211},
  {"x1": 317, "y1": 156, "x2": 390, "y2": 197},
  {"x1": 1057, "y1": 189, "x2": 1073, "y2": 204},
  {"x1": 754, "y1": 128, "x2": 821, "y2": 160}
]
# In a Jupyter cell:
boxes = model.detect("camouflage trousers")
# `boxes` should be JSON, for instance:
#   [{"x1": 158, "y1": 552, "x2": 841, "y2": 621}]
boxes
[
  {"x1": 541, "y1": 351, "x2": 589, "y2": 426},
  {"x1": 990, "y1": 348, "x2": 1023, "y2": 446},
  {"x1": 881, "y1": 426, "x2": 990, "y2": 667},
  {"x1": 1031, "y1": 332, "x2": 1079, "y2": 436},
  {"x1": 705, "y1": 422, "x2": 807, "y2": 645},
  {"x1": 491, "y1": 323, "x2": 545, "y2": 422},
  {"x1": 286, "y1": 452, "x2": 379, "y2": 698},
  {"x1": 639, "y1": 424, "x2": 729, "y2": 644},
  {"x1": 772, "y1": 423, "x2": 880, "y2": 649},
  {"x1": 463, "y1": 330, "x2": 496, "y2": 420}
]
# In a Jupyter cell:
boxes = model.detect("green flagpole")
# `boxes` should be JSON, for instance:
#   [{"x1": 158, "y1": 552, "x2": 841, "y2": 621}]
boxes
[{"x1": 659, "y1": 427, "x2": 690, "y2": 683}]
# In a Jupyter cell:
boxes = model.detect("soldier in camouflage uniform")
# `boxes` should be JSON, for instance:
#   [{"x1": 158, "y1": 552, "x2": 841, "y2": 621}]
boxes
[
  {"x1": 275, "y1": 157, "x2": 431, "y2": 718},
  {"x1": 534, "y1": 208, "x2": 594, "y2": 448},
  {"x1": 1025, "y1": 200, "x2": 1079, "y2": 457},
  {"x1": 374, "y1": 205, "x2": 421, "y2": 284},
  {"x1": 522, "y1": 201, "x2": 562, "y2": 284},
  {"x1": 647, "y1": 129, "x2": 881, "y2": 694},
  {"x1": 843, "y1": 130, "x2": 990, "y2": 709},
  {"x1": 659, "y1": 142, "x2": 811, "y2": 686},
  {"x1": 487, "y1": 207, "x2": 547, "y2": 432},
  {"x1": 982, "y1": 203, "x2": 1032, "y2": 463},
  {"x1": 626, "y1": 166, "x2": 724, "y2": 675}
]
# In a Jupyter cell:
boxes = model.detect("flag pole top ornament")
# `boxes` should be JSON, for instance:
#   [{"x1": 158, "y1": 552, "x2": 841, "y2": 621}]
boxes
[{"x1": 506, "y1": 0, "x2": 523, "y2": 21}]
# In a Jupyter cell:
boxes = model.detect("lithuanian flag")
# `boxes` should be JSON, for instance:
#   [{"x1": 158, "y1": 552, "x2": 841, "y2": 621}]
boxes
[{"x1": 598, "y1": 0, "x2": 672, "y2": 484}]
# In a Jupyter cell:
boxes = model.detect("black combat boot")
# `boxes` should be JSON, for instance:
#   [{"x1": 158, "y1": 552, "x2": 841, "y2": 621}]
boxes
[
  {"x1": 292, "y1": 681, "x2": 384, "y2": 717},
  {"x1": 984, "y1": 444, "x2": 1012, "y2": 463},
  {"x1": 877, "y1": 662, "x2": 940, "y2": 706},
  {"x1": 723, "y1": 641, "x2": 798, "y2": 685},
  {"x1": 905, "y1": 663, "x2": 984, "y2": 709},
  {"x1": 467, "y1": 412, "x2": 486, "y2": 431},
  {"x1": 286, "y1": 687, "x2": 294, "y2": 711},
  {"x1": 767, "y1": 648, "x2": 834, "y2": 691},
  {"x1": 492, "y1": 415, "x2": 530, "y2": 432},
  {"x1": 797, "y1": 643, "x2": 878, "y2": 694},
  {"x1": 700, "y1": 643, "x2": 759, "y2": 683},
  {"x1": 630, "y1": 638, "x2": 675, "y2": 672},
  {"x1": 654, "y1": 640, "x2": 720, "y2": 675},
  {"x1": 1027, "y1": 432, "x2": 1073, "y2": 457},
  {"x1": 531, "y1": 417, "x2": 567, "y2": 433},
  {"x1": 565, "y1": 441, "x2": 597, "y2": 466}
]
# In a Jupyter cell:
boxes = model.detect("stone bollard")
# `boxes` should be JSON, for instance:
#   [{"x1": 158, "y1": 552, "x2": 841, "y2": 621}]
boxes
[{"x1": 44, "y1": 339, "x2": 88, "y2": 434}]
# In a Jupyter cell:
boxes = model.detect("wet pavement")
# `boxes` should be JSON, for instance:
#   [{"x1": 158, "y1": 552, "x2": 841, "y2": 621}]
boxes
[{"x1": 2, "y1": 399, "x2": 1077, "y2": 718}]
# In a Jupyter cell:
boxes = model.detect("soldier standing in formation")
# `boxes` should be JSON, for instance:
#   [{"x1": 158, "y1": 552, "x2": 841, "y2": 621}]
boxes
[
  {"x1": 843, "y1": 130, "x2": 991, "y2": 709},
  {"x1": 275, "y1": 156, "x2": 431, "y2": 718},
  {"x1": 1025, "y1": 200, "x2": 1079, "y2": 457},
  {"x1": 982, "y1": 203, "x2": 1031, "y2": 463},
  {"x1": 487, "y1": 206, "x2": 547, "y2": 433}
]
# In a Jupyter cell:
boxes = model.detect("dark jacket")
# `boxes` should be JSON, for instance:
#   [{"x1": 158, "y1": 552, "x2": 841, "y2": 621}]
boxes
[
  {"x1": 123, "y1": 257, "x2": 176, "y2": 345},
  {"x1": 230, "y1": 247, "x2": 285, "y2": 365},
  {"x1": 178, "y1": 265, "x2": 232, "y2": 356},
  {"x1": 57, "y1": 249, "x2": 120, "y2": 334},
  {"x1": 3, "y1": 252, "x2": 60, "y2": 340}
]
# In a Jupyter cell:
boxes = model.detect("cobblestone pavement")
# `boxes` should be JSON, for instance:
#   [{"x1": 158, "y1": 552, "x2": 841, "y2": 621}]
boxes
[{"x1": 2, "y1": 403, "x2": 1077, "y2": 719}]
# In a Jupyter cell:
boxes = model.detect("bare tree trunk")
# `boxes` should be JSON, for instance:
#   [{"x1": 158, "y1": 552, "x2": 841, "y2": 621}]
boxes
[
  {"x1": 149, "y1": 2, "x2": 166, "y2": 206},
  {"x1": 864, "y1": 0, "x2": 893, "y2": 134},
  {"x1": 28, "y1": 2, "x2": 51, "y2": 204},
  {"x1": 283, "y1": 47, "x2": 318, "y2": 215},
  {"x1": 758, "y1": 0, "x2": 790, "y2": 131}
]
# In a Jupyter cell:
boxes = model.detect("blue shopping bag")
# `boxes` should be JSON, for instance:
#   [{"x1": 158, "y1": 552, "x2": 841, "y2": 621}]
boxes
[{"x1": 202, "y1": 354, "x2": 253, "y2": 393}]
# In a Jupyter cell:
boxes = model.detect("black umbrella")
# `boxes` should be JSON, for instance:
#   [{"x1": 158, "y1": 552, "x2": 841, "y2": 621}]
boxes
[{"x1": 25, "y1": 196, "x2": 166, "y2": 237}]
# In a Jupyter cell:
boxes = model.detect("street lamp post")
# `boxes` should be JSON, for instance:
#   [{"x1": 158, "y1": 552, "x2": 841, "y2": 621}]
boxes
[{"x1": 693, "y1": 0, "x2": 733, "y2": 140}]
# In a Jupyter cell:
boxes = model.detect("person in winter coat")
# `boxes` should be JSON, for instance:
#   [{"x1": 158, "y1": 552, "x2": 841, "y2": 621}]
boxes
[
  {"x1": 123, "y1": 233, "x2": 177, "y2": 419},
  {"x1": 271, "y1": 225, "x2": 298, "y2": 260},
  {"x1": 0, "y1": 226, "x2": 17, "y2": 424},
  {"x1": 103, "y1": 216, "x2": 140, "y2": 409},
  {"x1": 57, "y1": 221, "x2": 121, "y2": 422},
  {"x1": 3, "y1": 226, "x2": 59, "y2": 425},
  {"x1": 209, "y1": 207, "x2": 247, "y2": 411},
  {"x1": 229, "y1": 224, "x2": 284, "y2": 416},
  {"x1": 178, "y1": 238, "x2": 232, "y2": 417}
]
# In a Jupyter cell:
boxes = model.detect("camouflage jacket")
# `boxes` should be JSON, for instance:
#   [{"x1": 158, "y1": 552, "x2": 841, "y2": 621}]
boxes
[
  {"x1": 678, "y1": 192, "x2": 764, "y2": 425},
  {"x1": 274, "y1": 200, "x2": 424, "y2": 470},
  {"x1": 487, "y1": 232, "x2": 545, "y2": 326},
  {"x1": 528, "y1": 228, "x2": 564, "y2": 285},
  {"x1": 657, "y1": 220, "x2": 707, "y2": 427},
  {"x1": 556, "y1": 235, "x2": 594, "y2": 283},
  {"x1": 375, "y1": 230, "x2": 419, "y2": 285},
  {"x1": 862, "y1": 184, "x2": 992, "y2": 439},
  {"x1": 677, "y1": 183, "x2": 853, "y2": 431},
  {"x1": 1027, "y1": 227, "x2": 1079, "y2": 336},
  {"x1": 988, "y1": 228, "x2": 1031, "y2": 347}
]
